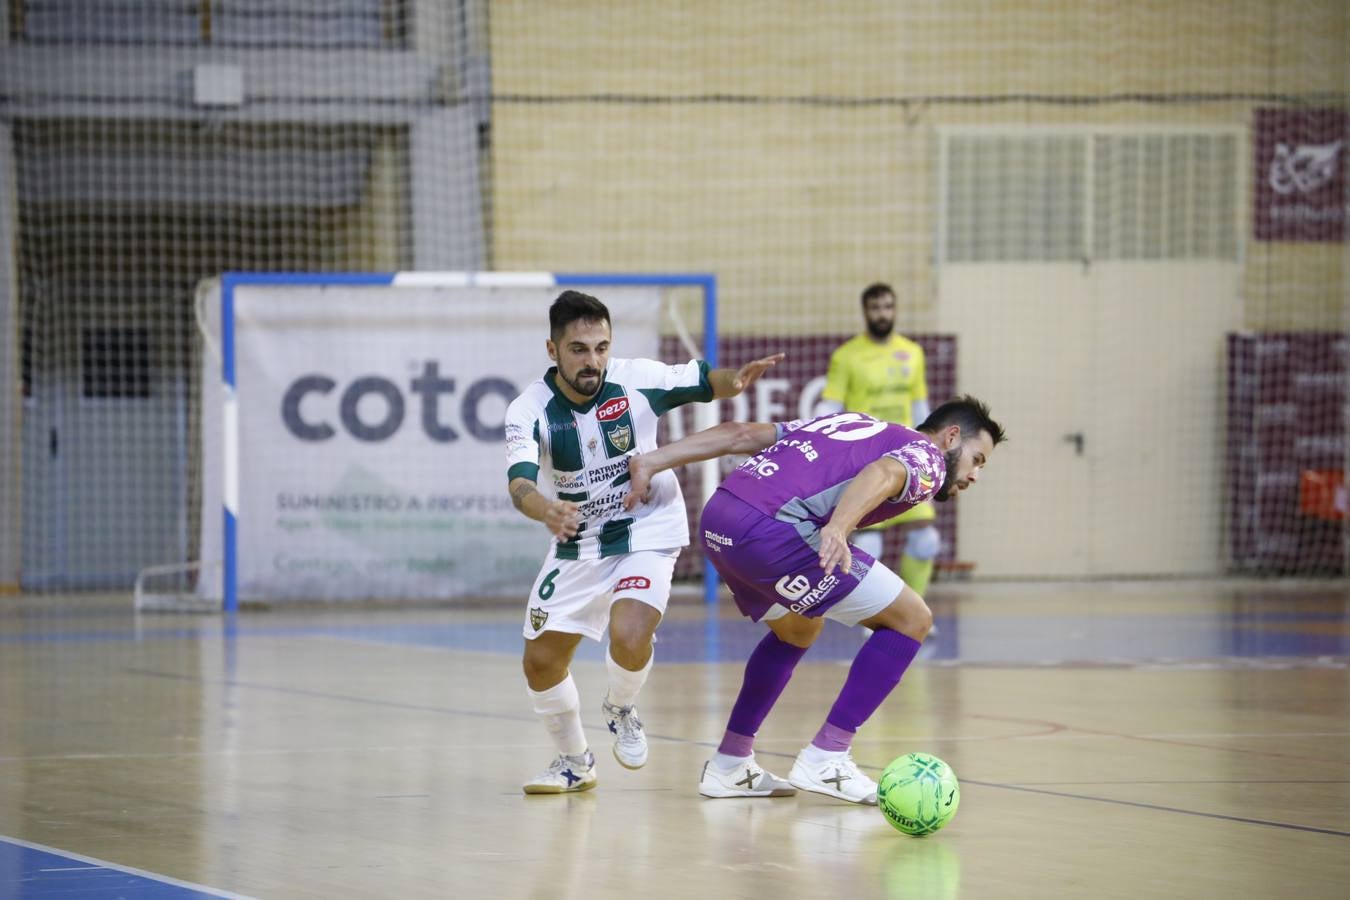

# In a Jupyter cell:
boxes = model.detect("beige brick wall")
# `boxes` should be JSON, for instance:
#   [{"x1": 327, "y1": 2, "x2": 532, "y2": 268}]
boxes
[{"x1": 490, "y1": 1, "x2": 1348, "y2": 335}]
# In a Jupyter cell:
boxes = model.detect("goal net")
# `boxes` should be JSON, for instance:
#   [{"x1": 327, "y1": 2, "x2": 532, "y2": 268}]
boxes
[
  {"x1": 4, "y1": 3, "x2": 1347, "y2": 602},
  {"x1": 192, "y1": 273, "x2": 717, "y2": 609}
]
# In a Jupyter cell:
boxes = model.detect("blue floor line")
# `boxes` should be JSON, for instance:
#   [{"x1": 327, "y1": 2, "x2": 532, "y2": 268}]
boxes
[{"x1": 0, "y1": 835, "x2": 256, "y2": 899}]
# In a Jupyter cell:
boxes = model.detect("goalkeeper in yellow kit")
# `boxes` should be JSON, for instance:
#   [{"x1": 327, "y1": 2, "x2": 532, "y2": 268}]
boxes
[{"x1": 816, "y1": 283, "x2": 940, "y2": 598}]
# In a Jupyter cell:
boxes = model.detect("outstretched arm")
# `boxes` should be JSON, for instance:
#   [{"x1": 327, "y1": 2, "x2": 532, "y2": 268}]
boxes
[
  {"x1": 816, "y1": 456, "x2": 909, "y2": 575},
  {"x1": 509, "y1": 477, "x2": 580, "y2": 540},
  {"x1": 709, "y1": 353, "x2": 786, "y2": 399},
  {"x1": 624, "y1": 421, "x2": 778, "y2": 511}
]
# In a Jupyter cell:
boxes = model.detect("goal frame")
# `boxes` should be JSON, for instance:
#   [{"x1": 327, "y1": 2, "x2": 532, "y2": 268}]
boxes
[{"x1": 219, "y1": 271, "x2": 720, "y2": 613}]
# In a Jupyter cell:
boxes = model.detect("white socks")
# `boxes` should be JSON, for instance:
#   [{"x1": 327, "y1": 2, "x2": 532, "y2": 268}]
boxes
[
  {"x1": 605, "y1": 647, "x2": 653, "y2": 709},
  {"x1": 530, "y1": 650, "x2": 652, "y2": 758},
  {"x1": 528, "y1": 673, "x2": 588, "y2": 757},
  {"x1": 800, "y1": 743, "x2": 844, "y2": 763},
  {"x1": 712, "y1": 751, "x2": 751, "y2": 771}
]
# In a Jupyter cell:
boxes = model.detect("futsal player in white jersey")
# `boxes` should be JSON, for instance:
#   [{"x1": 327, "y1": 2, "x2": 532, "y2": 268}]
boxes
[{"x1": 504, "y1": 290, "x2": 783, "y2": 793}]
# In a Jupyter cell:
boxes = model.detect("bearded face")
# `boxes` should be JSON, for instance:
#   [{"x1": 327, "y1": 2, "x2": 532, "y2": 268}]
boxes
[
  {"x1": 934, "y1": 446, "x2": 961, "y2": 501},
  {"x1": 549, "y1": 318, "x2": 611, "y2": 399},
  {"x1": 863, "y1": 295, "x2": 895, "y2": 340},
  {"x1": 933, "y1": 430, "x2": 995, "y2": 501}
]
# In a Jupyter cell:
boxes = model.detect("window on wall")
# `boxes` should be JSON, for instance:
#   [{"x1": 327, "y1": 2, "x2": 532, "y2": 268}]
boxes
[
  {"x1": 1092, "y1": 134, "x2": 1238, "y2": 261},
  {"x1": 942, "y1": 130, "x2": 1240, "y2": 264},
  {"x1": 81, "y1": 327, "x2": 152, "y2": 399},
  {"x1": 212, "y1": 0, "x2": 400, "y2": 48},
  {"x1": 14, "y1": 0, "x2": 407, "y2": 48},
  {"x1": 944, "y1": 135, "x2": 1086, "y2": 263},
  {"x1": 17, "y1": 1, "x2": 203, "y2": 44}
]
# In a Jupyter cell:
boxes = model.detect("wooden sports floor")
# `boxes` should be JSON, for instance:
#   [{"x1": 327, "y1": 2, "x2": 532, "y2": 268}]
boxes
[{"x1": 2, "y1": 580, "x2": 1348, "y2": 899}]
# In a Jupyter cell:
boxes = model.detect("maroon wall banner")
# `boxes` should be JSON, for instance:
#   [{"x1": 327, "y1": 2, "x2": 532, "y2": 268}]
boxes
[
  {"x1": 1253, "y1": 107, "x2": 1348, "y2": 242},
  {"x1": 1227, "y1": 332, "x2": 1345, "y2": 574}
]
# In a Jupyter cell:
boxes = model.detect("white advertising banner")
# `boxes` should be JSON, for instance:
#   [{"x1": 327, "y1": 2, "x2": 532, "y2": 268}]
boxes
[{"x1": 206, "y1": 282, "x2": 662, "y2": 602}]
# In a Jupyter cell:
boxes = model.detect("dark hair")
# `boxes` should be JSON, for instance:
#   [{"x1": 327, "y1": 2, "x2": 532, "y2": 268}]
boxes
[
  {"x1": 918, "y1": 394, "x2": 1006, "y2": 446},
  {"x1": 549, "y1": 290, "x2": 611, "y2": 343},
  {"x1": 860, "y1": 282, "x2": 895, "y2": 305}
]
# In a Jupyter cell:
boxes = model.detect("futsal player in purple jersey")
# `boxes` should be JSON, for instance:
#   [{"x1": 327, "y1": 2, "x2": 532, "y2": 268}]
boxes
[{"x1": 625, "y1": 396, "x2": 1004, "y2": 803}]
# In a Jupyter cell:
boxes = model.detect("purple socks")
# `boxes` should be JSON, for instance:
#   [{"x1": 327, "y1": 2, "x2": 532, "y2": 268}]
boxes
[
  {"x1": 717, "y1": 631, "x2": 809, "y2": 756},
  {"x1": 812, "y1": 629, "x2": 921, "y2": 750}
]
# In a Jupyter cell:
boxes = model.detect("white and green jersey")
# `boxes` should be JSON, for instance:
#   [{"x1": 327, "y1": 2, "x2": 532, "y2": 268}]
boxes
[{"x1": 505, "y1": 357, "x2": 714, "y2": 560}]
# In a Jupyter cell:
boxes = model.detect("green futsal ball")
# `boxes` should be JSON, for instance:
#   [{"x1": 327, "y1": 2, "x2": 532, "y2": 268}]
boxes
[{"x1": 877, "y1": 752, "x2": 960, "y2": 836}]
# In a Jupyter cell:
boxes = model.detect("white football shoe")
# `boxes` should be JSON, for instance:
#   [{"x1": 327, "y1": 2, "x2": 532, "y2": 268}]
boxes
[
  {"x1": 699, "y1": 756, "x2": 797, "y2": 798},
  {"x1": 788, "y1": 747, "x2": 878, "y2": 805},
  {"x1": 602, "y1": 696, "x2": 648, "y2": 769},
  {"x1": 522, "y1": 751, "x2": 598, "y2": 795}
]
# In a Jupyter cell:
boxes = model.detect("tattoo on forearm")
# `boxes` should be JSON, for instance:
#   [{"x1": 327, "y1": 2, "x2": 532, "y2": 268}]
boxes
[{"x1": 510, "y1": 481, "x2": 537, "y2": 510}]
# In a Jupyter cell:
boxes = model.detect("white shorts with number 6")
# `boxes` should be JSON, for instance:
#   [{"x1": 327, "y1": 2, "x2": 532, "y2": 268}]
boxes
[{"x1": 523, "y1": 549, "x2": 679, "y2": 641}]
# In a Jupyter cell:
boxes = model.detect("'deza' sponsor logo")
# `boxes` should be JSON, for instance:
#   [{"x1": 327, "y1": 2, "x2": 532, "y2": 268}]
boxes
[
  {"x1": 614, "y1": 576, "x2": 651, "y2": 591},
  {"x1": 597, "y1": 397, "x2": 630, "y2": 422},
  {"x1": 280, "y1": 361, "x2": 518, "y2": 444}
]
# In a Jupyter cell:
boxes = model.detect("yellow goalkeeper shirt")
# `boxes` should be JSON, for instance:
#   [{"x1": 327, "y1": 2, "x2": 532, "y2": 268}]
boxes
[{"x1": 821, "y1": 333, "x2": 928, "y2": 427}]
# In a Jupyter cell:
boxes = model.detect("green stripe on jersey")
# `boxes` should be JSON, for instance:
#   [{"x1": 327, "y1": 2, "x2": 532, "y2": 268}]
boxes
[
  {"x1": 555, "y1": 521, "x2": 585, "y2": 560},
  {"x1": 639, "y1": 360, "x2": 713, "y2": 415},
  {"x1": 543, "y1": 396, "x2": 584, "y2": 472},
  {"x1": 598, "y1": 517, "x2": 633, "y2": 557},
  {"x1": 507, "y1": 462, "x2": 538, "y2": 483}
]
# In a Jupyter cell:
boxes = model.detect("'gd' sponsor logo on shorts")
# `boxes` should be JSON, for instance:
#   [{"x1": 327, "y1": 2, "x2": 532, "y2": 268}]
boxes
[
  {"x1": 774, "y1": 574, "x2": 811, "y2": 601},
  {"x1": 615, "y1": 576, "x2": 651, "y2": 592}
]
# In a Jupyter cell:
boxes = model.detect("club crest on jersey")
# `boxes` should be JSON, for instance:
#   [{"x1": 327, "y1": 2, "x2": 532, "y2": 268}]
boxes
[
  {"x1": 597, "y1": 397, "x2": 630, "y2": 422},
  {"x1": 529, "y1": 606, "x2": 548, "y2": 631},
  {"x1": 605, "y1": 423, "x2": 632, "y2": 453}
]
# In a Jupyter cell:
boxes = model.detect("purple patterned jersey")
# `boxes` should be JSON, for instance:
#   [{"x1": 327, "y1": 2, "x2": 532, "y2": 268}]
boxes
[{"x1": 717, "y1": 412, "x2": 946, "y2": 529}]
